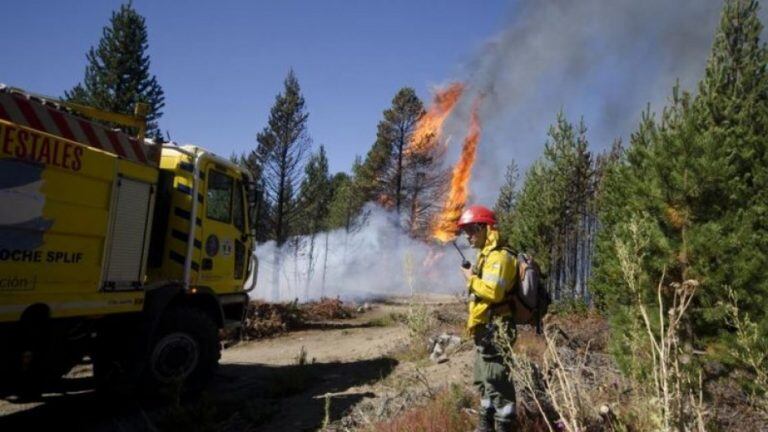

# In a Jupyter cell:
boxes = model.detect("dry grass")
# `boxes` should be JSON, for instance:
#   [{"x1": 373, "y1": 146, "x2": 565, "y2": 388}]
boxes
[
  {"x1": 496, "y1": 323, "x2": 603, "y2": 432},
  {"x1": 548, "y1": 308, "x2": 610, "y2": 352},
  {"x1": 244, "y1": 298, "x2": 355, "y2": 339},
  {"x1": 365, "y1": 384, "x2": 474, "y2": 432},
  {"x1": 302, "y1": 297, "x2": 355, "y2": 321},
  {"x1": 384, "y1": 303, "x2": 440, "y2": 362},
  {"x1": 513, "y1": 325, "x2": 548, "y2": 361},
  {"x1": 720, "y1": 287, "x2": 768, "y2": 416},
  {"x1": 366, "y1": 312, "x2": 402, "y2": 327},
  {"x1": 244, "y1": 299, "x2": 305, "y2": 339}
]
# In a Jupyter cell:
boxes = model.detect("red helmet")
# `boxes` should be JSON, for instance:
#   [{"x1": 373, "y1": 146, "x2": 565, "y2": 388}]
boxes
[{"x1": 457, "y1": 205, "x2": 496, "y2": 228}]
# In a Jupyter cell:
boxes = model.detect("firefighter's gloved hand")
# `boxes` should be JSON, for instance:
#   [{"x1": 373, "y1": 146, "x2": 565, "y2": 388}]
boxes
[
  {"x1": 461, "y1": 265, "x2": 474, "y2": 281},
  {"x1": 468, "y1": 292, "x2": 479, "y2": 303}
]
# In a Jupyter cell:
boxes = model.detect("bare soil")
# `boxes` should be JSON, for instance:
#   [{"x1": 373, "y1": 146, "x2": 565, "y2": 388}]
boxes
[{"x1": 0, "y1": 295, "x2": 473, "y2": 432}]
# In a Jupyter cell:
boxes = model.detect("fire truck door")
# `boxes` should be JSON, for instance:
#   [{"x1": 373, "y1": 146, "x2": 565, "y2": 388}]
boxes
[{"x1": 200, "y1": 167, "x2": 248, "y2": 292}]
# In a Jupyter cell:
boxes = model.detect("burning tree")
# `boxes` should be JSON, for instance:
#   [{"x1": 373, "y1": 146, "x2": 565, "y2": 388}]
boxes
[
  {"x1": 405, "y1": 83, "x2": 464, "y2": 238},
  {"x1": 358, "y1": 85, "x2": 462, "y2": 237}
]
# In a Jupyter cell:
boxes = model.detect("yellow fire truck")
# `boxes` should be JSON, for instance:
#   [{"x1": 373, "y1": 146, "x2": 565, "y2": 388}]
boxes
[{"x1": 0, "y1": 85, "x2": 257, "y2": 396}]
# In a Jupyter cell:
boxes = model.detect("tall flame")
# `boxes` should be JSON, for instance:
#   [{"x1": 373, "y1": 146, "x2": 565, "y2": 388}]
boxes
[
  {"x1": 432, "y1": 97, "x2": 482, "y2": 243},
  {"x1": 406, "y1": 82, "x2": 464, "y2": 156}
]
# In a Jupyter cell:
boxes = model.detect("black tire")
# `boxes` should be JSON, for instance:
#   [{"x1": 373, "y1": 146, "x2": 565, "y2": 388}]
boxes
[
  {"x1": 12, "y1": 319, "x2": 53, "y2": 399},
  {"x1": 144, "y1": 306, "x2": 220, "y2": 395},
  {"x1": 93, "y1": 319, "x2": 138, "y2": 397}
]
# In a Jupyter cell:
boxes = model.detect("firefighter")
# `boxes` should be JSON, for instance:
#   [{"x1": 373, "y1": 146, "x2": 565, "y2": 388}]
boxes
[{"x1": 458, "y1": 205, "x2": 518, "y2": 432}]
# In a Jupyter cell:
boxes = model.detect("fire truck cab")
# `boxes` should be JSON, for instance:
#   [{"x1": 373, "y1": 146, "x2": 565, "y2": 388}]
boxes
[{"x1": 0, "y1": 85, "x2": 257, "y2": 396}]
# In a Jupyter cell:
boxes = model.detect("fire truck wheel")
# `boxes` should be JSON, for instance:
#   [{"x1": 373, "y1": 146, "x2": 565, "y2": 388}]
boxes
[
  {"x1": 146, "y1": 306, "x2": 220, "y2": 393},
  {"x1": 13, "y1": 319, "x2": 53, "y2": 399},
  {"x1": 93, "y1": 321, "x2": 136, "y2": 396}
]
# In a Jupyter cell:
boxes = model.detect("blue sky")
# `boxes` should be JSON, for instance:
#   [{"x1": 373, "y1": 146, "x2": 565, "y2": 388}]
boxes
[
  {"x1": 1, "y1": 0, "x2": 512, "y2": 174},
  {"x1": 4, "y1": 1, "x2": 751, "y2": 206}
]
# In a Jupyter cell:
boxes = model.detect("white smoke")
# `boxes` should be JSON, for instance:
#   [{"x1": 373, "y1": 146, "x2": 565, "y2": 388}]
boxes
[
  {"x1": 439, "y1": 0, "x2": 760, "y2": 205},
  {"x1": 249, "y1": 204, "x2": 469, "y2": 302}
]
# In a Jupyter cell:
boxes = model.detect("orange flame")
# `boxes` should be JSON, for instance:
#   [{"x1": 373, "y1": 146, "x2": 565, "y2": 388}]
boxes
[
  {"x1": 406, "y1": 82, "x2": 464, "y2": 156},
  {"x1": 432, "y1": 97, "x2": 482, "y2": 243}
]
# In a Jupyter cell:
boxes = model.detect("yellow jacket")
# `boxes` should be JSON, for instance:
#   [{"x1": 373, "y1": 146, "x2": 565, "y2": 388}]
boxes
[{"x1": 466, "y1": 227, "x2": 518, "y2": 334}]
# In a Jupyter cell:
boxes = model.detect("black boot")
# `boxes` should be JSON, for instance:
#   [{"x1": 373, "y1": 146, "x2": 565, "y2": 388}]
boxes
[
  {"x1": 495, "y1": 419, "x2": 516, "y2": 432},
  {"x1": 475, "y1": 408, "x2": 495, "y2": 432}
]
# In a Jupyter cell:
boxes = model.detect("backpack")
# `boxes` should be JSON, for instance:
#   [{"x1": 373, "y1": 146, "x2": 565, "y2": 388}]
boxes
[
  {"x1": 489, "y1": 248, "x2": 550, "y2": 332},
  {"x1": 510, "y1": 251, "x2": 550, "y2": 332}
]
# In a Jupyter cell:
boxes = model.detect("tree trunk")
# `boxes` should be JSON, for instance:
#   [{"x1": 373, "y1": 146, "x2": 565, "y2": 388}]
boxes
[
  {"x1": 395, "y1": 131, "x2": 404, "y2": 218},
  {"x1": 321, "y1": 231, "x2": 329, "y2": 297},
  {"x1": 306, "y1": 231, "x2": 316, "y2": 300},
  {"x1": 271, "y1": 249, "x2": 282, "y2": 300}
]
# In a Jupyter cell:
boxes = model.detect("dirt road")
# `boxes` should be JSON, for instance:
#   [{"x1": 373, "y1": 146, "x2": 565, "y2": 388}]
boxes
[{"x1": 0, "y1": 296, "x2": 473, "y2": 431}]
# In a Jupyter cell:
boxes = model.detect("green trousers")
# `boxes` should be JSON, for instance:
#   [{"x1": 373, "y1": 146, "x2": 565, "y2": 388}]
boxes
[{"x1": 472, "y1": 322, "x2": 516, "y2": 423}]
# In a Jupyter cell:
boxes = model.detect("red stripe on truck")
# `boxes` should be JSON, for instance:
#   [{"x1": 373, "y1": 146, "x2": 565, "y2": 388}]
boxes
[
  {"x1": 47, "y1": 108, "x2": 77, "y2": 142},
  {"x1": 77, "y1": 119, "x2": 103, "y2": 149},
  {"x1": 105, "y1": 130, "x2": 127, "y2": 158},
  {"x1": 14, "y1": 96, "x2": 46, "y2": 132},
  {"x1": 128, "y1": 138, "x2": 147, "y2": 163}
]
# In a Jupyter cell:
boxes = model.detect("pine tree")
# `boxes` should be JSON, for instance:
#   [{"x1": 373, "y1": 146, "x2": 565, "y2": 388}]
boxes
[
  {"x1": 327, "y1": 158, "x2": 368, "y2": 233},
  {"x1": 504, "y1": 112, "x2": 598, "y2": 302},
  {"x1": 592, "y1": 107, "x2": 665, "y2": 309},
  {"x1": 66, "y1": 2, "x2": 165, "y2": 138},
  {"x1": 592, "y1": 0, "x2": 768, "y2": 372},
  {"x1": 257, "y1": 70, "x2": 311, "y2": 246},
  {"x1": 506, "y1": 160, "x2": 554, "y2": 260},
  {"x1": 382, "y1": 88, "x2": 423, "y2": 216},
  {"x1": 495, "y1": 160, "x2": 519, "y2": 216},
  {"x1": 693, "y1": 0, "x2": 768, "y2": 332},
  {"x1": 357, "y1": 125, "x2": 393, "y2": 205},
  {"x1": 297, "y1": 146, "x2": 332, "y2": 234},
  {"x1": 543, "y1": 112, "x2": 578, "y2": 299},
  {"x1": 327, "y1": 175, "x2": 356, "y2": 232},
  {"x1": 570, "y1": 120, "x2": 594, "y2": 299},
  {"x1": 296, "y1": 146, "x2": 332, "y2": 296},
  {"x1": 494, "y1": 160, "x2": 519, "y2": 245}
]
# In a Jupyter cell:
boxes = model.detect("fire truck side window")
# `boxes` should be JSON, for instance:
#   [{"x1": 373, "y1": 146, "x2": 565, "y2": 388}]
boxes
[
  {"x1": 207, "y1": 170, "x2": 233, "y2": 223},
  {"x1": 233, "y1": 180, "x2": 245, "y2": 232}
]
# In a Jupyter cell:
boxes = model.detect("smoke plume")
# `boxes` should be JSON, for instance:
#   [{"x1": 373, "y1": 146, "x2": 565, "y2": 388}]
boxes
[{"x1": 442, "y1": 0, "x2": 752, "y2": 204}]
